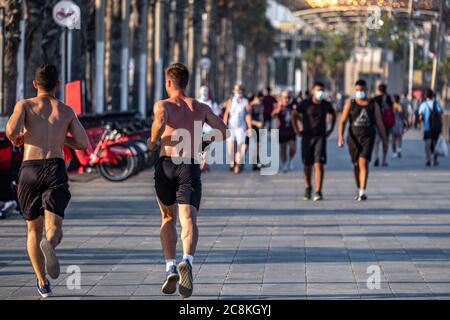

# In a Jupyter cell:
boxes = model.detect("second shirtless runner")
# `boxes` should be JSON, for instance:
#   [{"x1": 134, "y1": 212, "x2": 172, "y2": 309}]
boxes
[
  {"x1": 6, "y1": 64, "x2": 89, "y2": 298},
  {"x1": 148, "y1": 63, "x2": 227, "y2": 298}
]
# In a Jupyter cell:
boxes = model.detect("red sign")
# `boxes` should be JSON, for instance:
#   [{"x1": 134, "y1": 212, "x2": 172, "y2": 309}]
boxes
[{"x1": 65, "y1": 80, "x2": 83, "y2": 115}]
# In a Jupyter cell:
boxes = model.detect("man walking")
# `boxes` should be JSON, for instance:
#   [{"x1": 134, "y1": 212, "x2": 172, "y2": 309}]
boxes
[
  {"x1": 6, "y1": 64, "x2": 89, "y2": 298},
  {"x1": 419, "y1": 89, "x2": 444, "y2": 166},
  {"x1": 148, "y1": 63, "x2": 227, "y2": 298},
  {"x1": 338, "y1": 80, "x2": 387, "y2": 201},
  {"x1": 373, "y1": 84, "x2": 393, "y2": 167},
  {"x1": 292, "y1": 82, "x2": 336, "y2": 202}
]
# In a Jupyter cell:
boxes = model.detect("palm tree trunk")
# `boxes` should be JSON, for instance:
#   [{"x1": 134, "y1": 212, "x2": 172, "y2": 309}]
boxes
[
  {"x1": 24, "y1": 0, "x2": 60, "y2": 99},
  {"x1": 1, "y1": 0, "x2": 21, "y2": 113},
  {"x1": 105, "y1": 0, "x2": 121, "y2": 112},
  {"x1": 146, "y1": 1, "x2": 155, "y2": 109}
]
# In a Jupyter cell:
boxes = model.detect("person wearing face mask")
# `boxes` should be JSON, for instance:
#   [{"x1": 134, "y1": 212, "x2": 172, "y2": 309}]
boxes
[
  {"x1": 223, "y1": 85, "x2": 252, "y2": 174},
  {"x1": 272, "y1": 90, "x2": 297, "y2": 173},
  {"x1": 338, "y1": 80, "x2": 388, "y2": 202},
  {"x1": 292, "y1": 82, "x2": 336, "y2": 202},
  {"x1": 198, "y1": 86, "x2": 221, "y2": 172},
  {"x1": 249, "y1": 92, "x2": 265, "y2": 170}
]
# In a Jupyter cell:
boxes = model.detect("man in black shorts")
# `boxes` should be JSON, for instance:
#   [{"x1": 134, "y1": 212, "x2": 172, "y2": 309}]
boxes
[
  {"x1": 292, "y1": 82, "x2": 336, "y2": 201},
  {"x1": 6, "y1": 64, "x2": 89, "y2": 298},
  {"x1": 148, "y1": 63, "x2": 227, "y2": 298},
  {"x1": 338, "y1": 80, "x2": 387, "y2": 201}
]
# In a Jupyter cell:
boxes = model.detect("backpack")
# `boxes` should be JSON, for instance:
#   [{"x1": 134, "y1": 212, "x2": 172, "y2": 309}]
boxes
[
  {"x1": 429, "y1": 101, "x2": 443, "y2": 138},
  {"x1": 383, "y1": 106, "x2": 395, "y2": 130}
]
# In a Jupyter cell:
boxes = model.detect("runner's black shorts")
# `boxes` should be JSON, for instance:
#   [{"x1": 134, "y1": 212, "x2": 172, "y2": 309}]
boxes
[
  {"x1": 302, "y1": 136, "x2": 327, "y2": 166},
  {"x1": 279, "y1": 133, "x2": 296, "y2": 145},
  {"x1": 154, "y1": 157, "x2": 202, "y2": 211},
  {"x1": 17, "y1": 158, "x2": 71, "y2": 221},
  {"x1": 348, "y1": 135, "x2": 375, "y2": 163}
]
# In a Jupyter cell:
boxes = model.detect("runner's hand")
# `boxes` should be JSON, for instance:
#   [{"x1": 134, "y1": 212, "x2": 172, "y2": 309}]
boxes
[
  {"x1": 338, "y1": 137, "x2": 344, "y2": 148},
  {"x1": 148, "y1": 139, "x2": 159, "y2": 152},
  {"x1": 11, "y1": 134, "x2": 24, "y2": 147}
]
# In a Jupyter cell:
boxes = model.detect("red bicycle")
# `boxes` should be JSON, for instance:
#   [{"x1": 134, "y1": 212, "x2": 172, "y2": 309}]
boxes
[{"x1": 65, "y1": 122, "x2": 147, "y2": 182}]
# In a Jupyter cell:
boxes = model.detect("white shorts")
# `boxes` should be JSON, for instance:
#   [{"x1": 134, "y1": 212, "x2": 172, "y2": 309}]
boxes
[{"x1": 229, "y1": 128, "x2": 246, "y2": 145}]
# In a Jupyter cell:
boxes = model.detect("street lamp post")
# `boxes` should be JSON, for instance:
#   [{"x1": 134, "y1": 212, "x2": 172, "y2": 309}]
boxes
[
  {"x1": 431, "y1": 0, "x2": 444, "y2": 91},
  {"x1": 408, "y1": 0, "x2": 414, "y2": 101}
]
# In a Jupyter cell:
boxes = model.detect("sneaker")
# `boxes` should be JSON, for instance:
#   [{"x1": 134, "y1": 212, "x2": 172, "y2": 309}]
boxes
[
  {"x1": 40, "y1": 239, "x2": 60, "y2": 279},
  {"x1": 282, "y1": 163, "x2": 288, "y2": 173},
  {"x1": 178, "y1": 259, "x2": 194, "y2": 298},
  {"x1": 374, "y1": 159, "x2": 380, "y2": 167},
  {"x1": 398, "y1": 152, "x2": 402, "y2": 159},
  {"x1": 162, "y1": 265, "x2": 179, "y2": 295},
  {"x1": 313, "y1": 192, "x2": 323, "y2": 202},
  {"x1": 37, "y1": 279, "x2": 52, "y2": 299},
  {"x1": 304, "y1": 188, "x2": 312, "y2": 201},
  {"x1": 426, "y1": 161, "x2": 431, "y2": 167},
  {"x1": 357, "y1": 194, "x2": 368, "y2": 202},
  {"x1": 393, "y1": 152, "x2": 398, "y2": 158},
  {"x1": 434, "y1": 160, "x2": 440, "y2": 167}
]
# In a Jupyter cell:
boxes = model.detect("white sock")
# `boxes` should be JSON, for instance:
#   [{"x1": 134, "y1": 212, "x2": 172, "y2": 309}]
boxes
[
  {"x1": 183, "y1": 254, "x2": 194, "y2": 267},
  {"x1": 166, "y1": 259, "x2": 176, "y2": 272},
  {"x1": 359, "y1": 189, "x2": 366, "y2": 197}
]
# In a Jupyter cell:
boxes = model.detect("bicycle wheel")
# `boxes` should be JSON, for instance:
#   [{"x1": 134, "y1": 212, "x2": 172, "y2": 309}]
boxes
[{"x1": 98, "y1": 151, "x2": 138, "y2": 182}]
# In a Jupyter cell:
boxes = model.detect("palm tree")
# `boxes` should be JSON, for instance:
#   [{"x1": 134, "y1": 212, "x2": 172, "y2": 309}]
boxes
[
  {"x1": 0, "y1": 0, "x2": 21, "y2": 113},
  {"x1": 321, "y1": 31, "x2": 354, "y2": 93},
  {"x1": 104, "y1": 0, "x2": 121, "y2": 112},
  {"x1": 24, "y1": 0, "x2": 61, "y2": 99}
]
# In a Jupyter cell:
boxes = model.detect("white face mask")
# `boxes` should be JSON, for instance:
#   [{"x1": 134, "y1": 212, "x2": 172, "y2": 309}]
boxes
[
  {"x1": 199, "y1": 87, "x2": 209, "y2": 101},
  {"x1": 355, "y1": 91, "x2": 366, "y2": 100},
  {"x1": 315, "y1": 91, "x2": 325, "y2": 101}
]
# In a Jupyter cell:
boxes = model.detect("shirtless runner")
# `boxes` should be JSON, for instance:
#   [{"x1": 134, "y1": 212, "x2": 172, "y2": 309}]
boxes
[
  {"x1": 148, "y1": 63, "x2": 227, "y2": 298},
  {"x1": 6, "y1": 64, "x2": 89, "y2": 298}
]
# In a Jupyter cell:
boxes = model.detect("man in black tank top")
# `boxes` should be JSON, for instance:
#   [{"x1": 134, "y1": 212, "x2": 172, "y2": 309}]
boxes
[{"x1": 338, "y1": 80, "x2": 387, "y2": 201}]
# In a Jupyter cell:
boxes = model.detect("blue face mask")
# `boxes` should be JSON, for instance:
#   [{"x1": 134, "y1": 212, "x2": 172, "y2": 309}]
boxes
[
  {"x1": 356, "y1": 91, "x2": 366, "y2": 100},
  {"x1": 315, "y1": 91, "x2": 325, "y2": 101}
]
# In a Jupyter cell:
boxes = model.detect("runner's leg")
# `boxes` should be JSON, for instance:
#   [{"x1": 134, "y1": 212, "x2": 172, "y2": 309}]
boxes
[
  {"x1": 178, "y1": 204, "x2": 199, "y2": 257},
  {"x1": 158, "y1": 198, "x2": 178, "y2": 261},
  {"x1": 26, "y1": 217, "x2": 46, "y2": 287},
  {"x1": 358, "y1": 157, "x2": 369, "y2": 190},
  {"x1": 314, "y1": 163, "x2": 324, "y2": 193}
]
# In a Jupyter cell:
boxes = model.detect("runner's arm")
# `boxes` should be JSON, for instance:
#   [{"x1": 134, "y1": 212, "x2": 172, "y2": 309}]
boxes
[
  {"x1": 327, "y1": 105, "x2": 337, "y2": 137},
  {"x1": 338, "y1": 101, "x2": 351, "y2": 147},
  {"x1": 291, "y1": 110, "x2": 302, "y2": 137},
  {"x1": 148, "y1": 101, "x2": 167, "y2": 151},
  {"x1": 245, "y1": 103, "x2": 253, "y2": 137},
  {"x1": 6, "y1": 101, "x2": 26, "y2": 146},
  {"x1": 66, "y1": 112, "x2": 89, "y2": 150}
]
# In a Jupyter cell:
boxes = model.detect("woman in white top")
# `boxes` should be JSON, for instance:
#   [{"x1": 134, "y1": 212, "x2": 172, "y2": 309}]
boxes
[{"x1": 223, "y1": 85, "x2": 252, "y2": 174}]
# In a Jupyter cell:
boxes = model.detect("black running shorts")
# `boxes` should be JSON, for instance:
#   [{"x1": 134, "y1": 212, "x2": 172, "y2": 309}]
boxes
[
  {"x1": 302, "y1": 136, "x2": 327, "y2": 166},
  {"x1": 154, "y1": 157, "x2": 202, "y2": 211},
  {"x1": 18, "y1": 158, "x2": 71, "y2": 221},
  {"x1": 348, "y1": 135, "x2": 375, "y2": 163}
]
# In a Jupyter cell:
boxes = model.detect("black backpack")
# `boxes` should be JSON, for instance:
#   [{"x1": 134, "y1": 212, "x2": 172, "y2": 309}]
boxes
[{"x1": 429, "y1": 101, "x2": 443, "y2": 138}]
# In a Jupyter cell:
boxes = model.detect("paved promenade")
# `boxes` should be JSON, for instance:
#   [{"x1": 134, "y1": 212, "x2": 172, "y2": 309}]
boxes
[{"x1": 1, "y1": 130, "x2": 450, "y2": 300}]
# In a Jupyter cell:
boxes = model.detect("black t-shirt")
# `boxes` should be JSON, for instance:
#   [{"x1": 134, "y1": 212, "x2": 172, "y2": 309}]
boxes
[{"x1": 297, "y1": 99, "x2": 335, "y2": 137}]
